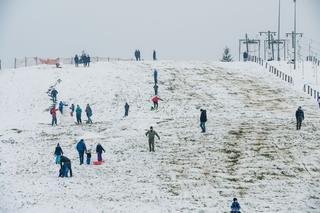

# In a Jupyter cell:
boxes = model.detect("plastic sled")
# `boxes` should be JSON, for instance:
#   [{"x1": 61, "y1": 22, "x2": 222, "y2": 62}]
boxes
[{"x1": 93, "y1": 161, "x2": 103, "y2": 165}]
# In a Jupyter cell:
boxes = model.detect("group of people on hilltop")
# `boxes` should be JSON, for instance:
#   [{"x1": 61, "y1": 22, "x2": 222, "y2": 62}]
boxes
[
  {"x1": 54, "y1": 139, "x2": 106, "y2": 177},
  {"x1": 134, "y1": 49, "x2": 158, "y2": 61},
  {"x1": 49, "y1": 88, "x2": 94, "y2": 126},
  {"x1": 74, "y1": 52, "x2": 91, "y2": 67}
]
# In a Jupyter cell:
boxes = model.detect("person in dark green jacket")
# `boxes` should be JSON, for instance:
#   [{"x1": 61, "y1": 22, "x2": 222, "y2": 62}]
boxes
[
  {"x1": 145, "y1": 126, "x2": 160, "y2": 152},
  {"x1": 76, "y1": 105, "x2": 82, "y2": 124}
]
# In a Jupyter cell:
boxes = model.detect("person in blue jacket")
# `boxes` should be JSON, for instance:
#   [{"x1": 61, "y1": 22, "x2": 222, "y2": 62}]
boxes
[
  {"x1": 153, "y1": 69, "x2": 158, "y2": 84},
  {"x1": 76, "y1": 139, "x2": 87, "y2": 165},
  {"x1": 58, "y1": 101, "x2": 64, "y2": 114},
  {"x1": 76, "y1": 105, "x2": 82, "y2": 124},
  {"x1": 230, "y1": 198, "x2": 241, "y2": 213},
  {"x1": 54, "y1": 143, "x2": 63, "y2": 164},
  {"x1": 74, "y1": 54, "x2": 79, "y2": 67}
]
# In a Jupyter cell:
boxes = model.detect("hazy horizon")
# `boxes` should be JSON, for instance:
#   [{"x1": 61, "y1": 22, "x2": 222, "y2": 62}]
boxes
[{"x1": 0, "y1": 0, "x2": 319, "y2": 68}]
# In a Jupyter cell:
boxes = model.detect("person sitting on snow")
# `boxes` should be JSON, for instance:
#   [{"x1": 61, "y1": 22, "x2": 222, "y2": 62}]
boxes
[{"x1": 230, "y1": 198, "x2": 241, "y2": 213}]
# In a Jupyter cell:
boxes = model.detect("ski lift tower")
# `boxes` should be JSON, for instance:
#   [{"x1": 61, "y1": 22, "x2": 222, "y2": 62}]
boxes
[{"x1": 238, "y1": 33, "x2": 261, "y2": 61}]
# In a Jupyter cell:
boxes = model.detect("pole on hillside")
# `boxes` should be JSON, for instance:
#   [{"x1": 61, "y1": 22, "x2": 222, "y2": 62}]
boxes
[
  {"x1": 25, "y1": 57, "x2": 27, "y2": 67},
  {"x1": 277, "y1": 0, "x2": 281, "y2": 61},
  {"x1": 0, "y1": 59, "x2": 1, "y2": 70},
  {"x1": 14, "y1": 58, "x2": 17, "y2": 69},
  {"x1": 293, "y1": 0, "x2": 297, "y2": 69}
]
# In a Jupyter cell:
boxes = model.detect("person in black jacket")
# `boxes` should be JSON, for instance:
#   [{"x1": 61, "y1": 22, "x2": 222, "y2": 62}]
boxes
[
  {"x1": 295, "y1": 106, "x2": 304, "y2": 130},
  {"x1": 200, "y1": 109, "x2": 207, "y2": 133},
  {"x1": 54, "y1": 143, "x2": 63, "y2": 164},
  {"x1": 59, "y1": 156, "x2": 72, "y2": 177},
  {"x1": 96, "y1": 143, "x2": 105, "y2": 162},
  {"x1": 124, "y1": 102, "x2": 129, "y2": 117}
]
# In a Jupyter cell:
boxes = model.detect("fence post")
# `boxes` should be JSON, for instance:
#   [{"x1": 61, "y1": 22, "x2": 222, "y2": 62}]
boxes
[
  {"x1": 314, "y1": 90, "x2": 317, "y2": 99},
  {"x1": 25, "y1": 57, "x2": 27, "y2": 67},
  {"x1": 14, "y1": 58, "x2": 17, "y2": 69},
  {"x1": 310, "y1": 88, "x2": 313, "y2": 96}
]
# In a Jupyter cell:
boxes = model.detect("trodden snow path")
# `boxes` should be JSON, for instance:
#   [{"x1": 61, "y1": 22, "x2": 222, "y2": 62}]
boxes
[{"x1": 0, "y1": 61, "x2": 319, "y2": 213}]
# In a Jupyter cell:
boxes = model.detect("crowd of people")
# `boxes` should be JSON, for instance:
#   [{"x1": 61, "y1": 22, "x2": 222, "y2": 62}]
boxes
[
  {"x1": 134, "y1": 49, "x2": 158, "y2": 61},
  {"x1": 74, "y1": 52, "x2": 91, "y2": 67}
]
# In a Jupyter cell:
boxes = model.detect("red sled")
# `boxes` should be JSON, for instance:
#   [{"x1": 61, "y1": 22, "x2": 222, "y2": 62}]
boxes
[{"x1": 93, "y1": 161, "x2": 103, "y2": 165}]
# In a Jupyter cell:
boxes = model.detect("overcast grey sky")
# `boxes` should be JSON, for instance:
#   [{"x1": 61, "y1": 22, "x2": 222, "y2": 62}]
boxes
[{"x1": 0, "y1": 0, "x2": 319, "y2": 67}]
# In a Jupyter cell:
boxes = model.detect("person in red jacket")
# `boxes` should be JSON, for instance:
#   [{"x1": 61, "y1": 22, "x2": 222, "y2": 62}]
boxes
[
  {"x1": 152, "y1": 96, "x2": 163, "y2": 110},
  {"x1": 50, "y1": 106, "x2": 59, "y2": 126}
]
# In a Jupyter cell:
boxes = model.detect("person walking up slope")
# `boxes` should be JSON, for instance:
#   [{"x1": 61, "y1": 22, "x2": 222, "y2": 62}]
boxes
[
  {"x1": 76, "y1": 105, "x2": 82, "y2": 124},
  {"x1": 96, "y1": 143, "x2": 105, "y2": 162},
  {"x1": 70, "y1": 104, "x2": 75, "y2": 117},
  {"x1": 152, "y1": 96, "x2": 163, "y2": 110},
  {"x1": 58, "y1": 101, "x2": 64, "y2": 114},
  {"x1": 295, "y1": 106, "x2": 304, "y2": 130},
  {"x1": 200, "y1": 109, "x2": 207, "y2": 133},
  {"x1": 85, "y1": 104, "x2": 93, "y2": 124},
  {"x1": 153, "y1": 69, "x2": 158, "y2": 84},
  {"x1": 145, "y1": 126, "x2": 160, "y2": 152},
  {"x1": 51, "y1": 88, "x2": 58, "y2": 103},
  {"x1": 124, "y1": 102, "x2": 130, "y2": 117},
  {"x1": 76, "y1": 139, "x2": 87, "y2": 165},
  {"x1": 50, "y1": 105, "x2": 59, "y2": 126}
]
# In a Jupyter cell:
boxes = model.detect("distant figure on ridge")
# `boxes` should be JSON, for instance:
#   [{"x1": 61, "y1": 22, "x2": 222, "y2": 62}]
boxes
[
  {"x1": 153, "y1": 50, "x2": 157, "y2": 61},
  {"x1": 124, "y1": 102, "x2": 130, "y2": 117},
  {"x1": 74, "y1": 54, "x2": 79, "y2": 67},
  {"x1": 200, "y1": 109, "x2": 207, "y2": 133}
]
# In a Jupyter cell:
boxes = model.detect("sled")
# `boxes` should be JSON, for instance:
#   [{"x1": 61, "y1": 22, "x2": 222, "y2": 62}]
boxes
[{"x1": 93, "y1": 160, "x2": 104, "y2": 165}]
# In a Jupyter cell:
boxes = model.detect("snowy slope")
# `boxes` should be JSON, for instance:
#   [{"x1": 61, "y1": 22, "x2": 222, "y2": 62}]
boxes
[{"x1": 0, "y1": 61, "x2": 319, "y2": 213}]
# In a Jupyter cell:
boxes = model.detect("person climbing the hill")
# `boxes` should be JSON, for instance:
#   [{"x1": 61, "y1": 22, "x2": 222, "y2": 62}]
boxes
[
  {"x1": 153, "y1": 84, "x2": 159, "y2": 95},
  {"x1": 200, "y1": 109, "x2": 207, "y2": 133},
  {"x1": 58, "y1": 101, "x2": 64, "y2": 114},
  {"x1": 152, "y1": 96, "x2": 163, "y2": 110},
  {"x1": 96, "y1": 143, "x2": 105, "y2": 162},
  {"x1": 74, "y1": 54, "x2": 79, "y2": 67},
  {"x1": 59, "y1": 155, "x2": 72, "y2": 177},
  {"x1": 86, "y1": 149, "x2": 92, "y2": 165},
  {"x1": 54, "y1": 143, "x2": 63, "y2": 164},
  {"x1": 87, "y1": 54, "x2": 91, "y2": 67},
  {"x1": 295, "y1": 106, "x2": 304, "y2": 130},
  {"x1": 85, "y1": 104, "x2": 93, "y2": 124},
  {"x1": 76, "y1": 105, "x2": 82, "y2": 124},
  {"x1": 153, "y1": 69, "x2": 158, "y2": 84},
  {"x1": 230, "y1": 198, "x2": 241, "y2": 213},
  {"x1": 145, "y1": 126, "x2": 160, "y2": 152},
  {"x1": 50, "y1": 105, "x2": 59, "y2": 126},
  {"x1": 124, "y1": 102, "x2": 130, "y2": 117},
  {"x1": 70, "y1": 104, "x2": 75, "y2": 117},
  {"x1": 51, "y1": 88, "x2": 58, "y2": 103},
  {"x1": 76, "y1": 139, "x2": 87, "y2": 165}
]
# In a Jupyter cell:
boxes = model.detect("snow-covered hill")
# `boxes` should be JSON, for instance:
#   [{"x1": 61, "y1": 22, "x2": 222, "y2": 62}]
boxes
[{"x1": 0, "y1": 61, "x2": 319, "y2": 213}]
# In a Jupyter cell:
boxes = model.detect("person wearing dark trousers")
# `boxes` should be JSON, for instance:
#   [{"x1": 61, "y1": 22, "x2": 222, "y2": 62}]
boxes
[
  {"x1": 51, "y1": 89, "x2": 58, "y2": 103},
  {"x1": 86, "y1": 149, "x2": 91, "y2": 165},
  {"x1": 145, "y1": 126, "x2": 160, "y2": 152},
  {"x1": 85, "y1": 104, "x2": 93, "y2": 124},
  {"x1": 76, "y1": 105, "x2": 82, "y2": 124},
  {"x1": 200, "y1": 109, "x2": 207, "y2": 133},
  {"x1": 295, "y1": 106, "x2": 304, "y2": 130},
  {"x1": 96, "y1": 143, "x2": 105, "y2": 161},
  {"x1": 153, "y1": 50, "x2": 157, "y2": 61},
  {"x1": 153, "y1": 69, "x2": 158, "y2": 84},
  {"x1": 70, "y1": 104, "x2": 75, "y2": 117},
  {"x1": 230, "y1": 198, "x2": 241, "y2": 213},
  {"x1": 153, "y1": 84, "x2": 158, "y2": 95},
  {"x1": 74, "y1": 55, "x2": 79, "y2": 67},
  {"x1": 124, "y1": 102, "x2": 129, "y2": 117},
  {"x1": 76, "y1": 139, "x2": 87, "y2": 165},
  {"x1": 152, "y1": 96, "x2": 163, "y2": 110},
  {"x1": 87, "y1": 55, "x2": 91, "y2": 67},
  {"x1": 50, "y1": 106, "x2": 58, "y2": 126},
  {"x1": 59, "y1": 155, "x2": 72, "y2": 177}
]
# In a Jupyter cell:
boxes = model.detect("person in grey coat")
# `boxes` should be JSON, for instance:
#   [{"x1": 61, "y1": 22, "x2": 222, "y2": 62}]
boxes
[{"x1": 145, "y1": 126, "x2": 160, "y2": 152}]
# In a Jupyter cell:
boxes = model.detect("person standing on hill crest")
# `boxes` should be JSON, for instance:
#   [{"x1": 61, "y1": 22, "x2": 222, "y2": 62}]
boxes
[
  {"x1": 153, "y1": 50, "x2": 157, "y2": 61},
  {"x1": 153, "y1": 69, "x2": 158, "y2": 84},
  {"x1": 295, "y1": 106, "x2": 304, "y2": 130},
  {"x1": 200, "y1": 109, "x2": 207, "y2": 133},
  {"x1": 145, "y1": 126, "x2": 160, "y2": 152}
]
